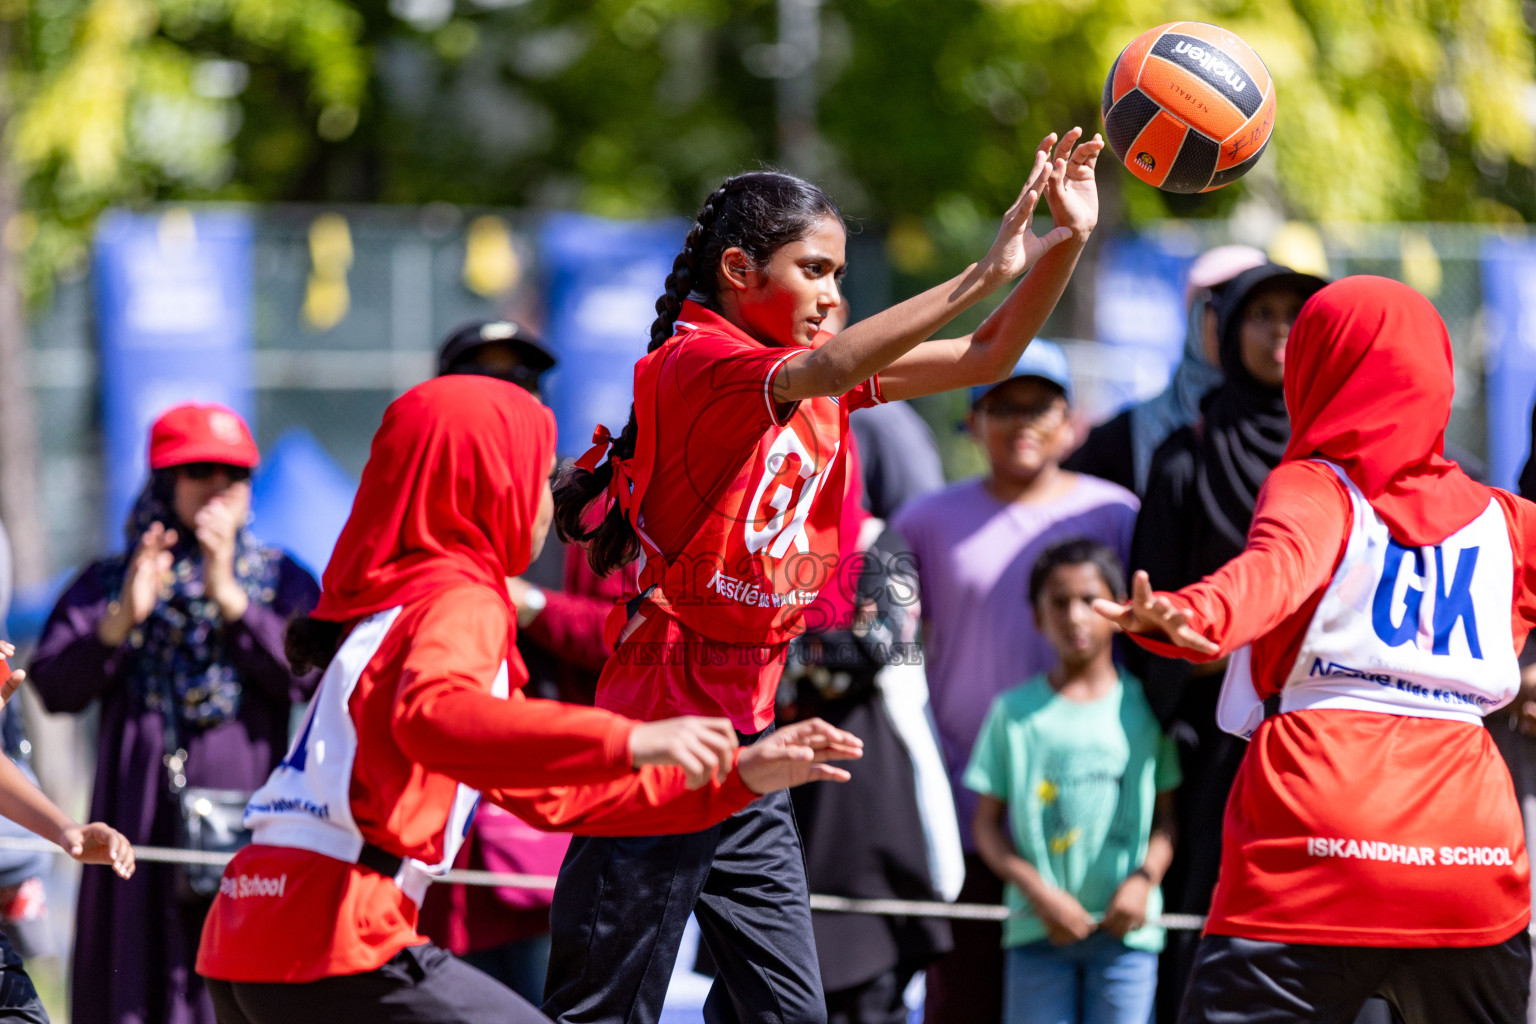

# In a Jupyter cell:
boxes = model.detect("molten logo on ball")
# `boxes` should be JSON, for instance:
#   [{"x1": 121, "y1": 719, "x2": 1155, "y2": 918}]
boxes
[
  {"x1": 1100, "y1": 21, "x2": 1275, "y2": 193},
  {"x1": 1170, "y1": 40, "x2": 1248, "y2": 94}
]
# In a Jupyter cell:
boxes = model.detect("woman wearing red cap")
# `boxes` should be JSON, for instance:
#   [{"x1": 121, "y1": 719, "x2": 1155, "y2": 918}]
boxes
[
  {"x1": 1098, "y1": 277, "x2": 1534, "y2": 1022},
  {"x1": 195, "y1": 375, "x2": 858, "y2": 1023},
  {"x1": 31, "y1": 403, "x2": 321, "y2": 1024}
]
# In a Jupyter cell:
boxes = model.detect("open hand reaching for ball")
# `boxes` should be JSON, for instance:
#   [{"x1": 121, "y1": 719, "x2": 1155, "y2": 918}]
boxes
[
  {"x1": 1092, "y1": 570, "x2": 1219, "y2": 656},
  {"x1": 1043, "y1": 127, "x2": 1104, "y2": 241}
]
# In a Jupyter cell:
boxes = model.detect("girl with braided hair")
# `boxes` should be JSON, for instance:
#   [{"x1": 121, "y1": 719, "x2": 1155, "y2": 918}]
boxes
[{"x1": 545, "y1": 128, "x2": 1102, "y2": 1024}]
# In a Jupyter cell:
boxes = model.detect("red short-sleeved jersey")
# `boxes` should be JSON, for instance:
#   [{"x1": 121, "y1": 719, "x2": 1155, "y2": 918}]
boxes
[
  {"x1": 1131, "y1": 461, "x2": 1536, "y2": 946},
  {"x1": 595, "y1": 302, "x2": 882, "y2": 732}
]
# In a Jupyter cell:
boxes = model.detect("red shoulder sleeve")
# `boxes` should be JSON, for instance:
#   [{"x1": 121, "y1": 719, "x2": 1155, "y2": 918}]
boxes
[
  {"x1": 390, "y1": 586, "x2": 636, "y2": 790},
  {"x1": 842, "y1": 374, "x2": 884, "y2": 412},
  {"x1": 1130, "y1": 460, "x2": 1352, "y2": 659},
  {"x1": 665, "y1": 330, "x2": 800, "y2": 443}
]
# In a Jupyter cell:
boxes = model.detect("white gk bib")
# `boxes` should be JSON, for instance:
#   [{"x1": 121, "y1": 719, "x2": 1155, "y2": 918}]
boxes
[
  {"x1": 242, "y1": 607, "x2": 501, "y2": 904},
  {"x1": 1218, "y1": 461, "x2": 1519, "y2": 737}
]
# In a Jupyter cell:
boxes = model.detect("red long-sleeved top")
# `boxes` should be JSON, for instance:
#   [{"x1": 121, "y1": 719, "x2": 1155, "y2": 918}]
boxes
[
  {"x1": 1129, "y1": 460, "x2": 1536, "y2": 946},
  {"x1": 198, "y1": 585, "x2": 756, "y2": 982}
]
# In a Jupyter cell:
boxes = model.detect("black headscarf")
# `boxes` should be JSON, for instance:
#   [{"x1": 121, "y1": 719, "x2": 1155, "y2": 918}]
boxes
[{"x1": 1194, "y1": 264, "x2": 1328, "y2": 549}]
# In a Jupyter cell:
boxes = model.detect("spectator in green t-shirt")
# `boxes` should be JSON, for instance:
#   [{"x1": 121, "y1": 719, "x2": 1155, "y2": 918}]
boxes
[{"x1": 965, "y1": 538, "x2": 1179, "y2": 1024}]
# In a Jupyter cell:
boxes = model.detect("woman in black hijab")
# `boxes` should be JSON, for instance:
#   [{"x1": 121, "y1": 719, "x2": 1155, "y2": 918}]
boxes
[{"x1": 1126, "y1": 262, "x2": 1326, "y2": 1021}]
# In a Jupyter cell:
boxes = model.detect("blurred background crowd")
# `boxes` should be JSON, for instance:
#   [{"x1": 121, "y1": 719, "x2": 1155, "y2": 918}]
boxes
[{"x1": 5, "y1": 1, "x2": 1536, "y2": 1022}]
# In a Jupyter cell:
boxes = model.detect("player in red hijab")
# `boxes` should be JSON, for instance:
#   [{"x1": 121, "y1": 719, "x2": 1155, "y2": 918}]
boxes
[
  {"x1": 196, "y1": 376, "x2": 859, "y2": 1024},
  {"x1": 1098, "y1": 276, "x2": 1535, "y2": 1022}
]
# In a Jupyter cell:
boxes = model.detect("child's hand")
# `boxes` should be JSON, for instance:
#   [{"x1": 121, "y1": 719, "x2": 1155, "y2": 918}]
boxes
[
  {"x1": 629, "y1": 717, "x2": 739, "y2": 789},
  {"x1": 976, "y1": 137, "x2": 1075, "y2": 288},
  {"x1": 1043, "y1": 128, "x2": 1103, "y2": 241},
  {"x1": 60, "y1": 822, "x2": 135, "y2": 880},
  {"x1": 1029, "y1": 884, "x2": 1095, "y2": 945},
  {"x1": 1100, "y1": 871, "x2": 1152, "y2": 937},
  {"x1": 737, "y1": 718, "x2": 864, "y2": 795},
  {"x1": 1093, "y1": 570, "x2": 1219, "y2": 656}
]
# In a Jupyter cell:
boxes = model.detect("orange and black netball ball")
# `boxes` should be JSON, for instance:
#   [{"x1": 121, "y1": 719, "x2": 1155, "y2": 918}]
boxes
[{"x1": 1102, "y1": 22, "x2": 1275, "y2": 193}]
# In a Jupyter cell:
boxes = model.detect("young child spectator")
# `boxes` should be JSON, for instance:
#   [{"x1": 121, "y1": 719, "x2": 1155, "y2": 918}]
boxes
[
  {"x1": 892, "y1": 342, "x2": 1138, "y2": 1024},
  {"x1": 965, "y1": 540, "x2": 1177, "y2": 1024}
]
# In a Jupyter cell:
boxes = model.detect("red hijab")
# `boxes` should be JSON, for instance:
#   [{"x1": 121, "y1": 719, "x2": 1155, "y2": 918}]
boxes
[
  {"x1": 312, "y1": 375, "x2": 557, "y2": 624},
  {"x1": 1281, "y1": 275, "x2": 1489, "y2": 547}
]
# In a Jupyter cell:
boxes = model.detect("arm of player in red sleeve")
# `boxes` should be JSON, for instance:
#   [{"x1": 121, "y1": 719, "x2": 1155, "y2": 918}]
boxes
[
  {"x1": 486, "y1": 757, "x2": 757, "y2": 837},
  {"x1": 1126, "y1": 461, "x2": 1351, "y2": 661},
  {"x1": 391, "y1": 586, "x2": 637, "y2": 790}
]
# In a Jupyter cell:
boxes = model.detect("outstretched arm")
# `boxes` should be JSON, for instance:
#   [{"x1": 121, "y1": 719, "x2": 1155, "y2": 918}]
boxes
[
  {"x1": 878, "y1": 131, "x2": 1103, "y2": 402},
  {"x1": 1093, "y1": 461, "x2": 1351, "y2": 660},
  {"x1": 770, "y1": 130, "x2": 1090, "y2": 403},
  {"x1": 490, "y1": 718, "x2": 863, "y2": 836},
  {"x1": 391, "y1": 587, "x2": 743, "y2": 791},
  {"x1": 0, "y1": 646, "x2": 134, "y2": 879}
]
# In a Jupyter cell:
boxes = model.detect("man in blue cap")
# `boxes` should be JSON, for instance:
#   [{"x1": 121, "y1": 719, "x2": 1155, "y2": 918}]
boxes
[{"x1": 892, "y1": 341, "x2": 1141, "y2": 1024}]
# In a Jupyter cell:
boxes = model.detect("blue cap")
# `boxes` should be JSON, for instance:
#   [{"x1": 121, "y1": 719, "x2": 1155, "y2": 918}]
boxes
[{"x1": 970, "y1": 340, "x2": 1073, "y2": 406}]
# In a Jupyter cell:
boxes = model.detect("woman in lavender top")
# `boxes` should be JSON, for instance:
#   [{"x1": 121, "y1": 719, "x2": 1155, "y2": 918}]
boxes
[{"x1": 29, "y1": 404, "x2": 318, "y2": 1024}]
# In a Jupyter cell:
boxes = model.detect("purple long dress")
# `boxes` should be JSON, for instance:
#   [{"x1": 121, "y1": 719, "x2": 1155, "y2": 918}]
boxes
[{"x1": 29, "y1": 557, "x2": 318, "y2": 1024}]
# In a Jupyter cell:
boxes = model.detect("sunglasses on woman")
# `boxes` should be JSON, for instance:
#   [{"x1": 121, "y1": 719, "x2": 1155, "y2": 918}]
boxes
[{"x1": 178, "y1": 462, "x2": 252, "y2": 483}]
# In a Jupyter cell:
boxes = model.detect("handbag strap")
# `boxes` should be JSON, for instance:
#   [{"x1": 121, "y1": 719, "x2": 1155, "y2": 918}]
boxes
[{"x1": 158, "y1": 677, "x2": 189, "y2": 795}]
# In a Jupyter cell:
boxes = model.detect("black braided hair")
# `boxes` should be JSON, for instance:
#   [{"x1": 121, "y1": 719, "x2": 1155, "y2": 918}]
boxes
[{"x1": 553, "y1": 170, "x2": 842, "y2": 576}]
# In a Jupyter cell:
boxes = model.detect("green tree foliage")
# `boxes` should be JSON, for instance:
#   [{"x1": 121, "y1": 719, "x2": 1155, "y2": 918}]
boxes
[
  {"x1": 300, "y1": 0, "x2": 1536, "y2": 274},
  {"x1": 7, "y1": 0, "x2": 1536, "y2": 295},
  {"x1": 3, "y1": 0, "x2": 367, "y2": 299},
  {"x1": 821, "y1": 0, "x2": 1536, "y2": 260}
]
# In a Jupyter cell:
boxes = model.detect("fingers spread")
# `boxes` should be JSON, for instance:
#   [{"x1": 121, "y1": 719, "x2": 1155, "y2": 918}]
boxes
[
  {"x1": 1053, "y1": 126, "x2": 1083, "y2": 161},
  {"x1": 1176, "y1": 627, "x2": 1220, "y2": 656},
  {"x1": 785, "y1": 718, "x2": 863, "y2": 751},
  {"x1": 1132, "y1": 571, "x2": 1155, "y2": 607},
  {"x1": 1072, "y1": 137, "x2": 1105, "y2": 166},
  {"x1": 1091, "y1": 597, "x2": 1131, "y2": 624},
  {"x1": 1010, "y1": 151, "x2": 1051, "y2": 216},
  {"x1": 811, "y1": 765, "x2": 852, "y2": 783}
]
